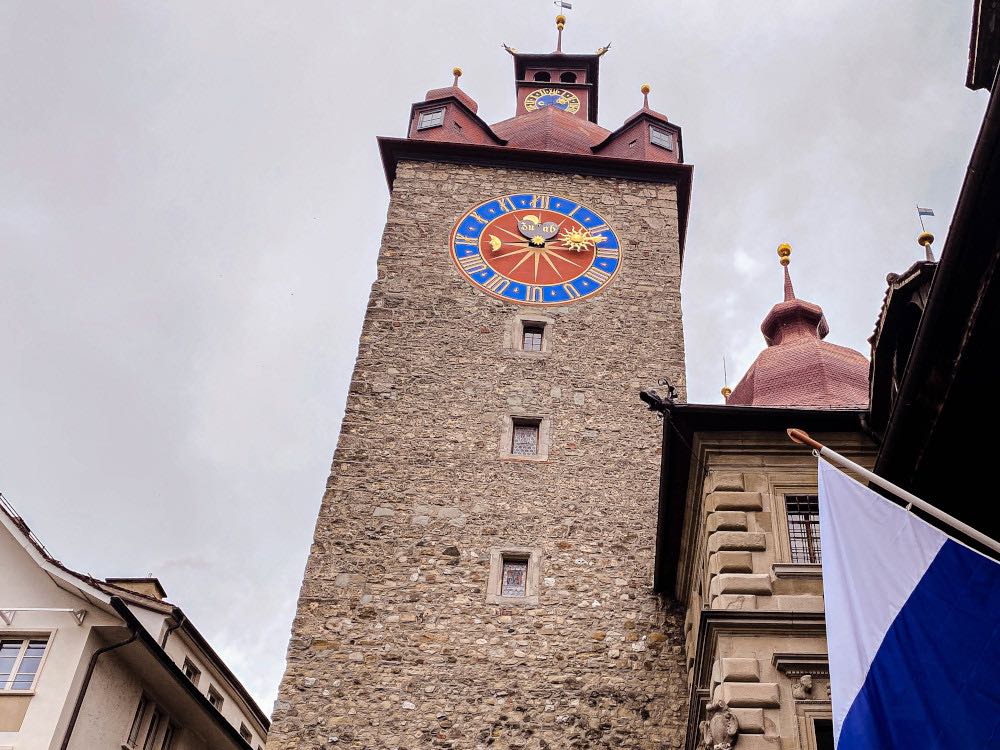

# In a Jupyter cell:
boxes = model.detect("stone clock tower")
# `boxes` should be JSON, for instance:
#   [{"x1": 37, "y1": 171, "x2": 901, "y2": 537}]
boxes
[{"x1": 268, "y1": 16, "x2": 693, "y2": 750}]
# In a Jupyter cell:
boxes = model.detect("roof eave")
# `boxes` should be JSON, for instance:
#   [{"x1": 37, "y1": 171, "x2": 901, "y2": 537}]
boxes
[{"x1": 377, "y1": 137, "x2": 693, "y2": 258}]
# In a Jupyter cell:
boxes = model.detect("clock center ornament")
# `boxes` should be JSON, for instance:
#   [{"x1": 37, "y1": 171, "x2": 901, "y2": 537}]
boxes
[{"x1": 450, "y1": 193, "x2": 622, "y2": 305}]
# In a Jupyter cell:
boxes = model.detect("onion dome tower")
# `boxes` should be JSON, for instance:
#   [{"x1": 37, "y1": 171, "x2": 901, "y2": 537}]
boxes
[{"x1": 726, "y1": 244, "x2": 869, "y2": 408}]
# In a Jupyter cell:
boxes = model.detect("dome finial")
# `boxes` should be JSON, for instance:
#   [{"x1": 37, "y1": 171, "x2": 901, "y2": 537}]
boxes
[
  {"x1": 452, "y1": 66, "x2": 463, "y2": 86},
  {"x1": 721, "y1": 386, "x2": 732, "y2": 401},
  {"x1": 640, "y1": 83, "x2": 651, "y2": 108},
  {"x1": 777, "y1": 243, "x2": 795, "y2": 301},
  {"x1": 917, "y1": 231, "x2": 935, "y2": 262},
  {"x1": 555, "y1": 14, "x2": 566, "y2": 52}
]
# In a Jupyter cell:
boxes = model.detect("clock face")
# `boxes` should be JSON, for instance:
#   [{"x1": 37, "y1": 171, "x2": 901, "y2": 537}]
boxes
[
  {"x1": 523, "y1": 88, "x2": 581, "y2": 114},
  {"x1": 450, "y1": 193, "x2": 622, "y2": 305}
]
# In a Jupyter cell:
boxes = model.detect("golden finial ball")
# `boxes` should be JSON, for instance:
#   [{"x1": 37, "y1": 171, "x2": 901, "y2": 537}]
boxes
[
  {"x1": 917, "y1": 231, "x2": 934, "y2": 247},
  {"x1": 556, "y1": 14, "x2": 566, "y2": 28},
  {"x1": 777, "y1": 242, "x2": 792, "y2": 266},
  {"x1": 640, "y1": 84, "x2": 651, "y2": 95},
  {"x1": 452, "y1": 66, "x2": 463, "y2": 78},
  {"x1": 721, "y1": 386, "x2": 732, "y2": 400}
]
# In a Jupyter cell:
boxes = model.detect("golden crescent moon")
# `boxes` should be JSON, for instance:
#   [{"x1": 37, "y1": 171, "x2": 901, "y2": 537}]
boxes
[{"x1": 488, "y1": 235, "x2": 502, "y2": 252}]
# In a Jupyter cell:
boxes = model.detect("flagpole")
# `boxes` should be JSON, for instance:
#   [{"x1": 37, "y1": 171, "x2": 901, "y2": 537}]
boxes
[{"x1": 787, "y1": 428, "x2": 1000, "y2": 554}]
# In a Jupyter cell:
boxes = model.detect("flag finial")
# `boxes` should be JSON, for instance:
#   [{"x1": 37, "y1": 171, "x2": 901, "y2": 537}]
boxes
[
  {"x1": 555, "y1": 14, "x2": 566, "y2": 52},
  {"x1": 918, "y1": 231, "x2": 935, "y2": 262},
  {"x1": 452, "y1": 67, "x2": 462, "y2": 86},
  {"x1": 721, "y1": 386, "x2": 732, "y2": 401},
  {"x1": 641, "y1": 83, "x2": 651, "y2": 108}
]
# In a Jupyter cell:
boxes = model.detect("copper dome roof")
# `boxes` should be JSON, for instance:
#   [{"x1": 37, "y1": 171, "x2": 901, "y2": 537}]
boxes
[{"x1": 727, "y1": 249, "x2": 869, "y2": 409}]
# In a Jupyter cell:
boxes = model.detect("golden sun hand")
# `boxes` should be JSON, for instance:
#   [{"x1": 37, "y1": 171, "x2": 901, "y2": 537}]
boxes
[{"x1": 558, "y1": 226, "x2": 604, "y2": 252}]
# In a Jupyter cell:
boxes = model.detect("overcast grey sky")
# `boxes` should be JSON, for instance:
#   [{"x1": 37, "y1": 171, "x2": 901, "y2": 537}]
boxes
[{"x1": 0, "y1": 1, "x2": 986, "y2": 711}]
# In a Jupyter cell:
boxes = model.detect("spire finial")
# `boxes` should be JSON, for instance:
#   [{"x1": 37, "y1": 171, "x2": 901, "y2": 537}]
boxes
[
  {"x1": 777, "y1": 243, "x2": 795, "y2": 301},
  {"x1": 917, "y1": 231, "x2": 935, "y2": 262},
  {"x1": 555, "y1": 14, "x2": 566, "y2": 52},
  {"x1": 452, "y1": 66, "x2": 462, "y2": 86},
  {"x1": 640, "y1": 83, "x2": 651, "y2": 109},
  {"x1": 721, "y1": 386, "x2": 732, "y2": 401}
]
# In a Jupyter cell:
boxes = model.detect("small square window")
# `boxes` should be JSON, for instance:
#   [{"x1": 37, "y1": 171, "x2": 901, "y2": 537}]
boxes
[
  {"x1": 511, "y1": 418, "x2": 540, "y2": 455},
  {"x1": 182, "y1": 658, "x2": 200, "y2": 686},
  {"x1": 417, "y1": 108, "x2": 445, "y2": 130},
  {"x1": 207, "y1": 685, "x2": 224, "y2": 711},
  {"x1": 501, "y1": 557, "x2": 529, "y2": 596},
  {"x1": 522, "y1": 323, "x2": 544, "y2": 352},
  {"x1": 786, "y1": 495, "x2": 822, "y2": 564},
  {"x1": 649, "y1": 125, "x2": 674, "y2": 151}
]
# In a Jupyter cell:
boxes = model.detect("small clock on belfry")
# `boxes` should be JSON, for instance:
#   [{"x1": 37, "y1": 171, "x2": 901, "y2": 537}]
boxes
[
  {"x1": 523, "y1": 87, "x2": 581, "y2": 114},
  {"x1": 450, "y1": 193, "x2": 622, "y2": 305}
]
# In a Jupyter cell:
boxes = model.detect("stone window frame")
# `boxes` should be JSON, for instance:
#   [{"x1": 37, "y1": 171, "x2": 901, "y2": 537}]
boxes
[
  {"x1": 506, "y1": 312, "x2": 554, "y2": 357},
  {"x1": 772, "y1": 480, "x2": 823, "y2": 573},
  {"x1": 795, "y1": 704, "x2": 834, "y2": 750},
  {"x1": 499, "y1": 413, "x2": 551, "y2": 461},
  {"x1": 486, "y1": 546, "x2": 542, "y2": 605}
]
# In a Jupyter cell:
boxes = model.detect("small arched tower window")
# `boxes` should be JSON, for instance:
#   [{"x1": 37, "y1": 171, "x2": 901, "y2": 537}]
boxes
[
  {"x1": 533, "y1": 71, "x2": 551, "y2": 82},
  {"x1": 560, "y1": 71, "x2": 577, "y2": 84}
]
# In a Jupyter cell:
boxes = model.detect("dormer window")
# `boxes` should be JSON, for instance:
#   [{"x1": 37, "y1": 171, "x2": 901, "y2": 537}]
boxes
[
  {"x1": 533, "y1": 71, "x2": 551, "y2": 82},
  {"x1": 649, "y1": 126, "x2": 674, "y2": 151},
  {"x1": 417, "y1": 108, "x2": 445, "y2": 130},
  {"x1": 560, "y1": 71, "x2": 577, "y2": 84}
]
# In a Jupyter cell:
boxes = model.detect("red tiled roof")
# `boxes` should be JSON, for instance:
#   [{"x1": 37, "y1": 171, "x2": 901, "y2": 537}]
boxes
[
  {"x1": 425, "y1": 85, "x2": 479, "y2": 113},
  {"x1": 491, "y1": 106, "x2": 611, "y2": 155},
  {"x1": 727, "y1": 266, "x2": 869, "y2": 408}
]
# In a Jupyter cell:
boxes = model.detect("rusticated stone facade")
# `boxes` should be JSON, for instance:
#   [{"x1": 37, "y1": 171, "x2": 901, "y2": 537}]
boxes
[{"x1": 267, "y1": 160, "x2": 689, "y2": 749}]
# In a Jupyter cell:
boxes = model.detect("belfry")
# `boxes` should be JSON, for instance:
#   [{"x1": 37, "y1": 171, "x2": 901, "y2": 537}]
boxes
[{"x1": 268, "y1": 15, "x2": 694, "y2": 750}]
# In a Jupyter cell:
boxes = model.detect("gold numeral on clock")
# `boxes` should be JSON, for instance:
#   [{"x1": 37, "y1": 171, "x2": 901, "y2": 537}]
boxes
[
  {"x1": 454, "y1": 233, "x2": 480, "y2": 246},
  {"x1": 483, "y1": 275, "x2": 510, "y2": 294},
  {"x1": 526, "y1": 285, "x2": 543, "y2": 303},
  {"x1": 530, "y1": 194, "x2": 550, "y2": 210},
  {"x1": 562, "y1": 283, "x2": 581, "y2": 299},
  {"x1": 458, "y1": 255, "x2": 487, "y2": 274},
  {"x1": 584, "y1": 267, "x2": 612, "y2": 285},
  {"x1": 498, "y1": 196, "x2": 516, "y2": 213},
  {"x1": 596, "y1": 248, "x2": 618, "y2": 258}
]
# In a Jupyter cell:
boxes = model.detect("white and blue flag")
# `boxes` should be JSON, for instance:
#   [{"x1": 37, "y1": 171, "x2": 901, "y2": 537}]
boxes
[{"x1": 818, "y1": 459, "x2": 1000, "y2": 748}]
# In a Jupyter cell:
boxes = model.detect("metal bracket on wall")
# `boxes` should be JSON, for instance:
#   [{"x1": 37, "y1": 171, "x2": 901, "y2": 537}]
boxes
[{"x1": 0, "y1": 607, "x2": 88, "y2": 626}]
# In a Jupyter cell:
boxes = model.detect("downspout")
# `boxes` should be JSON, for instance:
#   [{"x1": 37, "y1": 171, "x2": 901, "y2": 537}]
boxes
[
  {"x1": 60, "y1": 620, "x2": 138, "y2": 750},
  {"x1": 160, "y1": 607, "x2": 186, "y2": 649}
]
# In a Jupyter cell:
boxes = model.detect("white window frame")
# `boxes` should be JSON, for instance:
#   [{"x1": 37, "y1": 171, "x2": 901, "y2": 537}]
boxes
[
  {"x1": 417, "y1": 108, "x2": 446, "y2": 130},
  {"x1": 649, "y1": 125, "x2": 674, "y2": 151},
  {"x1": 0, "y1": 633, "x2": 52, "y2": 693},
  {"x1": 207, "y1": 684, "x2": 224, "y2": 711}
]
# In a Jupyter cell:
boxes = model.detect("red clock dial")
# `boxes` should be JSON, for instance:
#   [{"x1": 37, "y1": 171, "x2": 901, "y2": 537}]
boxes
[{"x1": 479, "y1": 209, "x2": 600, "y2": 286}]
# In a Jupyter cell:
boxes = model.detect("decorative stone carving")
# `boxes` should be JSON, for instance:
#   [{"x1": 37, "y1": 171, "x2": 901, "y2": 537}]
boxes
[
  {"x1": 792, "y1": 674, "x2": 813, "y2": 700},
  {"x1": 699, "y1": 699, "x2": 739, "y2": 750}
]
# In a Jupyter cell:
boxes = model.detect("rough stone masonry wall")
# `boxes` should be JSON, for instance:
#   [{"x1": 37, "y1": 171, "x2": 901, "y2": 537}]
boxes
[{"x1": 267, "y1": 161, "x2": 689, "y2": 750}]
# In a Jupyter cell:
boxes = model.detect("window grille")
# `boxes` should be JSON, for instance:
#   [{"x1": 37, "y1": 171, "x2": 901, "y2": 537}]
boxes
[
  {"x1": 786, "y1": 494, "x2": 822, "y2": 563},
  {"x1": 522, "y1": 324, "x2": 544, "y2": 351},
  {"x1": 511, "y1": 419, "x2": 540, "y2": 455},
  {"x1": 501, "y1": 558, "x2": 528, "y2": 596}
]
